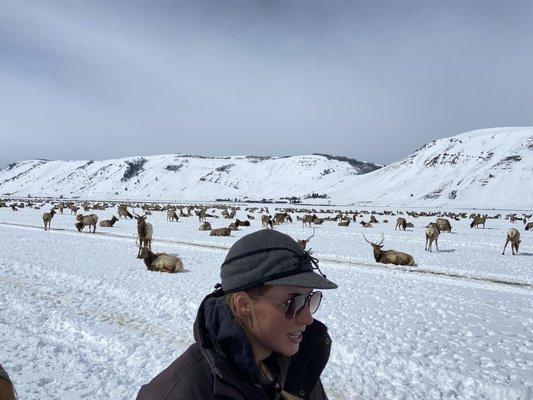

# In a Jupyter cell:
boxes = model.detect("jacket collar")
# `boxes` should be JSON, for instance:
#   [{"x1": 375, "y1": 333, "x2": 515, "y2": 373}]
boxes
[{"x1": 193, "y1": 289, "x2": 331, "y2": 398}]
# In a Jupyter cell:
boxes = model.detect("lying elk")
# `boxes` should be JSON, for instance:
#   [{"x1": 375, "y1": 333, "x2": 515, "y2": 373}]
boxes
[
  {"x1": 395, "y1": 217, "x2": 407, "y2": 231},
  {"x1": 75, "y1": 214, "x2": 98, "y2": 233},
  {"x1": 137, "y1": 246, "x2": 184, "y2": 273},
  {"x1": 297, "y1": 228, "x2": 315, "y2": 250},
  {"x1": 360, "y1": 221, "x2": 373, "y2": 228},
  {"x1": 425, "y1": 223, "x2": 440, "y2": 252},
  {"x1": 99, "y1": 216, "x2": 118, "y2": 227},
  {"x1": 502, "y1": 228, "x2": 521, "y2": 255},
  {"x1": 338, "y1": 218, "x2": 350, "y2": 227},
  {"x1": 134, "y1": 213, "x2": 153, "y2": 257},
  {"x1": 167, "y1": 210, "x2": 179, "y2": 222},
  {"x1": 363, "y1": 233, "x2": 415, "y2": 266},
  {"x1": 199, "y1": 222, "x2": 212, "y2": 231},
  {"x1": 42, "y1": 209, "x2": 56, "y2": 231},
  {"x1": 210, "y1": 227, "x2": 232, "y2": 236},
  {"x1": 235, "y1": 219, "x2": 250, "y2": 227},
  {"x1": 470, "y1": 215, "x2": 487, "y2": 228}
]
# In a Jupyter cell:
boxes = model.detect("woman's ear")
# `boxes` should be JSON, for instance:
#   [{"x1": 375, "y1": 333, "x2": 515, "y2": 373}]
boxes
[{"x1": 233, "y1": 292, "x2": 252, "y2": 316}]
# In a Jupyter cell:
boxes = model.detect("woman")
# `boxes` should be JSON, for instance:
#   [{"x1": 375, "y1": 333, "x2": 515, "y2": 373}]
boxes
[{"x1": 137, "y1": 229, "x2": 338, "y2": 400}]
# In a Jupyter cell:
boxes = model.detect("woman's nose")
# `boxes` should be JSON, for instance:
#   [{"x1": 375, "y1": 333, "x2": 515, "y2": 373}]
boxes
[{"x1": 295, "y1": 303, "x2": 314, "y2": 326}]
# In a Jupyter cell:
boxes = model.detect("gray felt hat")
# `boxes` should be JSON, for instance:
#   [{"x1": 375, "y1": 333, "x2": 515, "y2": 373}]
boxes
[{"x1": 220, "y1": 229, "x2": 338, "y2": 293}]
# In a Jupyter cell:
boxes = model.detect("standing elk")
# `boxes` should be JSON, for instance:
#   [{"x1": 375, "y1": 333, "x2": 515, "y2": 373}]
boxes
[
  {"x1": 137, "y1": 246, "x2": 184, "y2": 273},
  {"x1": 302, "y1": 214, "x2": 317, "y2": 227},
  {"x1": 470, "y1": 215, "x2": 487, "y2": 228},
  {"x1": 118, "y1": 206, "x2": 133, "y2": 219},
  {"x1": 395, "y1": 217, "x2": 407, "y2": 231},
  {"x1": 526, "y1": 222, "x2": 533, "y2": 231},
  {"x1": 167, "y1": 210, "x2": 179, "y2": 222},
  {"x1": 436, "y1": 218, "x2": 452, "y2": 233},
  {"x1": 425, "y1": 223, "x2": 440, "y2": 252},
  {"x1": 42, "y1": 209, "x2": 56, "y2": 231},
  {"x1": 261, "y1": 215, "x2": 274, "y2": 229},
  {"x1": 134, "y1": 213, "x2": 153, "y2": 257},
  {"x1": 75, "y1": 214, "x2": 98, "y2": 233},
  {"x1": 363, "y1": 233, "x2": 415, "y2": 266},
  {"x1": 502, "y1": 228, "x2": 521, "y2": 255}
]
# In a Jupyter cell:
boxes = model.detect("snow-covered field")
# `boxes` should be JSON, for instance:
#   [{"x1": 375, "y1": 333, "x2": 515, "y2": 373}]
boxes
[{"x1": 1, "y1": 205, "x2": 532, "y2": 399}]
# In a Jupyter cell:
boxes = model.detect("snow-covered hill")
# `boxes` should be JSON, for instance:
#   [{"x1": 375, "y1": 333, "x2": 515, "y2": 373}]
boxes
[
  {"x1": 0, "y1": 127, "x2": 532, "y2": 209},
  {"x1": 329, "y1": 127, "x2": 532, "y2": 209}
]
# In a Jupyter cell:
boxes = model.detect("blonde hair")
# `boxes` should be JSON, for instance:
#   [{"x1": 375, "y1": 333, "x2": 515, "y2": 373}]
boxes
[{"x1": 225, "y1": 287, "x2": 303, "y2": 400}]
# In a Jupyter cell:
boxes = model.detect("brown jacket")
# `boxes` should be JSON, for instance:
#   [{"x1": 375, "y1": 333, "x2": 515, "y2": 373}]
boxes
[{"x1": 136, "y1": 290, "x2": 331, "y2": 400}]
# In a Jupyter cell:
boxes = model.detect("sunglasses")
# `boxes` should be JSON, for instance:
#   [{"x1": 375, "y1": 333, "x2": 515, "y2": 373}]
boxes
[{"x1": 251, "y1": 291, "x2": 323, "y2": 319}]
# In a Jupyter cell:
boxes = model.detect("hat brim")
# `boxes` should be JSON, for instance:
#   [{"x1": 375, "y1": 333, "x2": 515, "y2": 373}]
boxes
[{"x1": 265, "y1": 270, "x2": 338, "y2": 290}]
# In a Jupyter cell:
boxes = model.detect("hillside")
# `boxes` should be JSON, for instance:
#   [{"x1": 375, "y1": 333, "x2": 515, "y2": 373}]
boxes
[{"x1": 0, "y1": 127, "x2": 531, "y2": 209}]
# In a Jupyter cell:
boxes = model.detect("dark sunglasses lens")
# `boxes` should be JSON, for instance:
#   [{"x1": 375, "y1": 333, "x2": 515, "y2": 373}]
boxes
[
  {"x1": 309, "y1": 291, "x2": 322, "y2": 314},
  {"x1": 287, "y1": 294, "x2": 306, "y2": 319},
  {"x1": 287, "y1": 291, "x2": 323, "y2": 319}
]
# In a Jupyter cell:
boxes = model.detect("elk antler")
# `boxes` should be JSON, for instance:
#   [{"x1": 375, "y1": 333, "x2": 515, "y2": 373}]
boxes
[{"x1": 305, "y1": 228, "x2": 315, "y2": 242}]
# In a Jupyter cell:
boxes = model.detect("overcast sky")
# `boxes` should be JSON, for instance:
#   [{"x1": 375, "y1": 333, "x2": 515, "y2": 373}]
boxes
[{"x1": 1, "y1": 1, "x2": 532, "y2": 167}]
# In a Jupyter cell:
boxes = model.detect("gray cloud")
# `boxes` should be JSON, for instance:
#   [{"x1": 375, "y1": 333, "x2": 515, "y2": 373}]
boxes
[{"x1": 1, "y1": 0, "x2": 532, "y2": 167}]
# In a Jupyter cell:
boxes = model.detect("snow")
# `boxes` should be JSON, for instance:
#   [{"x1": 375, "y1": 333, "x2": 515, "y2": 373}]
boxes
[
  {"x1": 1, "y1": 205, "x2": 532, "y2": 399},
  {"x1": 2, "y1": 127, "x2": 532, "y2": 209}
]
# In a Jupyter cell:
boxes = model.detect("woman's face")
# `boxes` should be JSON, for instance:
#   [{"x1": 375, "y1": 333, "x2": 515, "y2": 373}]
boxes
[{"x1": 247, "y1": 285, "x2": 315, "y2": 359}]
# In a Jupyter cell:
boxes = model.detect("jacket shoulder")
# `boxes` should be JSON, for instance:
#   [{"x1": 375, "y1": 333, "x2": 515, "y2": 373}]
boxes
[{"x1": 136, "y1": 344, "x2": 214, "y2": 400}]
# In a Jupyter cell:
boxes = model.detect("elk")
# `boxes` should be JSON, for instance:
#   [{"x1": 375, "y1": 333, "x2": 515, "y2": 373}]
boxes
[
  {"x1": 99, "y1": 216, "x2": 119, "y2": 227},
  {"x1": 42, "y1": 209, "x2": 56, "y2": 231},
  {"x1": 338, "y1": 219, "x2": 350, "y2": 227},
  {"x1": 167, "y1": 210, "x2": 179, "y2": 222},
  {"x1": 11, "y1": 205, "x2": 18, "y2": 211},
  {"x1": 470, "y1": 215, "x2": 487, "y2": 228},
  {"x1": 369, "y1": 215, "x2": 379, "y2": 224},
  {"x1": 405, "y1": 222, "x2": 414, "y2": 228},
  {"x1": 75, "y1": 214, "x2": 98, "y2": 233},
  {"x1": 118, "y1": 206, "x2": 133, "y2": 219},
  {"x1": 297, "y1": 228, "x2": 315, "y2": 250},
  {"x1": 302, "y1": 214, "x2": 317, "y2": 227},
  {"x1": 235, "y1": 219, "x2": 250, "y2": 227},
  {"x1": 210, "y1": 227, "x2": 232, "y2": 236},
  {"x1": 70, "y1": 205, "x2": 79, "y2": 214},
  {"x1": 436, "y1": 218, "x2": 452, "y2": 233},
  {"x1": 198, "y1": 209, "x2": 207, "y2": 222},
  {"x1": 134, "y1": 213, "x2": 153, "y2": 257},
  {"x1": 363, "y1": 234, "x2": 415, "y2": 266},
  {"x1": 526, "y1": 222, "x2": 533, "y2": 231},
  {"x1": 137, "y1": 247, "x2": 184, "y2": 273},
  {"x1": 425, "y1": 223, "x2": 440, "y2": 252},
  {"x1": 199, "y1": 222, "x2": 212, "y2": 231},
  {"x1": 228, "y1": 222, "x2": 240, "y2": 231},
  {"x1": 502, "y1": 228, "x2": 521, "y2": 255},
  {"x1": 395, "y1": 217, "x2": 407, "y2": 231},
  {"x1": 261, "y1": 215, "x2": 274, "y2": 229},
  {"x1": 273, "y1": 212, "x2": 293, "y2": 225}
]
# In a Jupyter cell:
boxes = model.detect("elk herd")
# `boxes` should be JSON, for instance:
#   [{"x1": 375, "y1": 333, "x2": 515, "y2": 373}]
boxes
[{"x1": 0, "y1": 198, "x2": 530, "y2": 272}]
